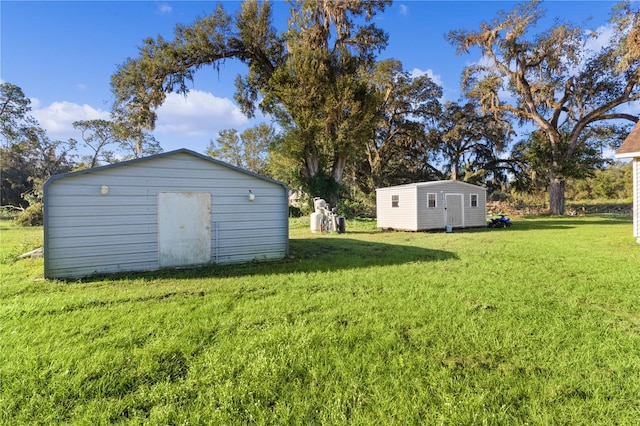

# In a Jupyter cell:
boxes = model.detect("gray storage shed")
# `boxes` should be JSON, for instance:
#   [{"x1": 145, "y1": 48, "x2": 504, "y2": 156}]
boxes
[
  {"x1": 376, "y1": 180, "x2": 487, "y2": 231},
  {"x1": 44, "y1": 149, "x2": 289, "y2": 279}
]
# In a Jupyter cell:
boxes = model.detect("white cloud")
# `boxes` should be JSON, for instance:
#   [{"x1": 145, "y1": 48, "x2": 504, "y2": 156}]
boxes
[
  {"x1": 409, "y1": 67, "x2": 443, "y2": 88},
  {"x1": 157, "y1": 3, "x2": 172, "y2": 15},
  {"x1": 154, "y1": 90, "x2": 248, "y2": 139},
  {"x1": 399, "y1": 4, "x2": 408, "y2": 16},
  {"x1": 31, "y1": 100, "x2": 109, "y2": 139},
  {"x1": 26, "y1": 90, "x2": 251, "y2": 154},
  {"x1": 617, "y1": 100, "x2": 640, "y2": 116},
  {"x1": 585, "y1": 24, "x2": 615, "y2": 54}
]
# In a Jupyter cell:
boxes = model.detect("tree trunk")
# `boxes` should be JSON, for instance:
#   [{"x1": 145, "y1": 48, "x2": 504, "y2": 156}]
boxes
[
  {"x1": 90, "y1": 152, "x2": 98, "y2": 168},
  {"x1": 331, "y1": 153, "x2": 347, "y2": 189},
  {"x1": 548, "y1": 175, "x2": 565, "y2": 215},
  {"x1": 303, "y1": 143, "x2": 319, "y2": 180},
  {"x1": 451, "y1": 154, "x2": 459, "y2": 181},
  {"x1": 324, "y1": 153, "x2": 348, "y2": 207}
]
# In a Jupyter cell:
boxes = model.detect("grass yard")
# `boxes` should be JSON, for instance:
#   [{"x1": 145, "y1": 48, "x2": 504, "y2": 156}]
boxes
[{"x1": 1, "y1": 216, "x2": 639, "y2": 425}]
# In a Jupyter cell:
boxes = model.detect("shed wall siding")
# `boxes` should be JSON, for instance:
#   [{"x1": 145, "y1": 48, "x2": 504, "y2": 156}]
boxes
[
  {"x1": 376, "y1": 187, "x2": 418, "y2": 230},
  {"x1": 416, "y1": 189, "x2": 445, "y2": 230},
  {"x1": 45, "y1": 152, "x2": 288, "y2": 278},
  {"x1": 416, "y1": 183, "x2": 486, "y2": 230}
]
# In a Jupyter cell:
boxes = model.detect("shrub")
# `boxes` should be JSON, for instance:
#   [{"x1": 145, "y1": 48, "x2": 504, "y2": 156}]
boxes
[
  {"x1": 488, "y1": 190, "x2": 511, "y2": 202},
  {"x1": 338, "y1": 199, "x2": 375, "y2": 218},
  {"x1": 289, "y1": 205, "x2": 303, "y2": 218},
  {"x1": 16, "y1": 202, "x2": 43, "y2": 226}
]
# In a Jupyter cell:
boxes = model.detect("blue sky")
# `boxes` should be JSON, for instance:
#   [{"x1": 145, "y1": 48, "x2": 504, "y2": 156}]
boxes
[{"x1": 0, "y1": 1, "x2": 622, "y2": 155}]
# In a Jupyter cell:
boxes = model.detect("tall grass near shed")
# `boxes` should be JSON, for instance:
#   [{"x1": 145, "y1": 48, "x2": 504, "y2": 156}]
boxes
[{"x1": 1, "y1": 217, "x2": 639, "y2": 424}]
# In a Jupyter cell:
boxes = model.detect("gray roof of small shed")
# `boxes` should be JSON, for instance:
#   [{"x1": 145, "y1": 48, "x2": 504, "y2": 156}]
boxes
[
  {"x1": 376, "y1": 180, "x2": 486, "y2": 191},
  {"x1": 615, "y1": 121, "x2": 640, "y2": 159},
  {"x1": 44, "y1": 148, "x2": 289, "y2": 190}
]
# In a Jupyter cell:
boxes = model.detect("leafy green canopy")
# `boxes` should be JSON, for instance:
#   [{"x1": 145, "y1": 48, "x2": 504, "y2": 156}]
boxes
[
  {"x1": 1, "y1": 83, "x2": 76, "y2": 210},
  {"x1": 447, "y1": 0, "x2": 640, "y2": 214},
  {"x1": 0, "y1": 83, "x2": 36, "y2": 147},
  {"x1": 207, "y1": 123, "x2": 274, "y2": 175},
  {"x1": 111, "y1": 0, "x2": 391, "y2": 204}
]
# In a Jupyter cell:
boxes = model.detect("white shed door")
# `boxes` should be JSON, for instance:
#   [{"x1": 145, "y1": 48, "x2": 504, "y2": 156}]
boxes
[
  {"x1": 158, "y1": 192, "x2": 211, "y2": 268},
  {"x1": 445, "y1": 194, "x2": 463, "y2": 227}
]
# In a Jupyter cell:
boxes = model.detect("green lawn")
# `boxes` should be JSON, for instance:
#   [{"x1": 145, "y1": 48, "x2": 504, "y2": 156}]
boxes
[{"x1": 1, "y1": 216, "x2": 639, "y2": 425}]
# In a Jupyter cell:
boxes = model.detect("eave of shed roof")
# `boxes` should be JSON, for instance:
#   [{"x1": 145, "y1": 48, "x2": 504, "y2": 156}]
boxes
[{"x1": 616, "y1": 122, "x2": 640, "y2": 159}]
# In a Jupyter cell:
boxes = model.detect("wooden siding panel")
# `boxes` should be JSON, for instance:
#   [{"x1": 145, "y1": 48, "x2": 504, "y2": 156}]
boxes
[
  {"x1": 416, "y1": 190, "x2": 446, "y2": 230},
  {"x1": 457, "y1": 186, "x2": 486, "y2": 228}
]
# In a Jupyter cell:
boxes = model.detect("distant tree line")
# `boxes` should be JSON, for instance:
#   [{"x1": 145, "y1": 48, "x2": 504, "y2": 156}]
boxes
[
  {"x1": 2, "y1": 0, "x2": 638, "y2": 222},
  {"x1": 0, "y1": 82, "x2": 161, "y2": 222}
]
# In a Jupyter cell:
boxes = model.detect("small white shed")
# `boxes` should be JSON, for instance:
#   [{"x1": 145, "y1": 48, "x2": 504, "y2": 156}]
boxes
[
  {"x1": 615, "y1": 122, "x2": 640, "y2": 243},
  {"x1": 376, "y1": 180, "x2": 487, "y2": 231},
  {"x1": 44, "y1": 149, "x2": 289, "y2": 279}
]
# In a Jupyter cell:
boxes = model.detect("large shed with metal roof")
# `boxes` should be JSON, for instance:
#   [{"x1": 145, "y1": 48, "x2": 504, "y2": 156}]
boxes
[
  {"x1": 615, "y1": 122, "x2": 640, "y2": 243},
  {"x1": 43, "y1": 149, "x2": 289, "y2": 279}
]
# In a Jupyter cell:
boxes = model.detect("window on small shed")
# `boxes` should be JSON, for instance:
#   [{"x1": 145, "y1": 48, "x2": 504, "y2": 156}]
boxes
[
  {"x1": 392, "y1": 195, "x2": 399, "y2": 208},
  {"x1": 470, "y1": 194, "x2": 478, "y2": 208},
  {"x1": 427, "y1": 193, "x2": 437, "y2": 208}
]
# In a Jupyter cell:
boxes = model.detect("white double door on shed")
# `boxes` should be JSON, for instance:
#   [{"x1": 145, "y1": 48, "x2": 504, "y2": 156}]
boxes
[
  {"x1": 445, "y1": 193, "x2": 464, "y2": 227},
  {"x1": 158, "y1": 192, "x2": 212, "y2": 268}
]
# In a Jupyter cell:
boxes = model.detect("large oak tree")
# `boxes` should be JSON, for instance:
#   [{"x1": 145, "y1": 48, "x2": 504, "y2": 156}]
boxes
[
  {"x1": 429, "y1": 100, "x2": 512, "y2": 185},
  {"x1": 448, "y1": 0, "x2": 640, "y2": 214},
  {"x1": 111, "y1": 0, "x2": 389, "y2": 205},
  {"x1": 358, "y1": 59, "x2": 442, "y2": 192}
]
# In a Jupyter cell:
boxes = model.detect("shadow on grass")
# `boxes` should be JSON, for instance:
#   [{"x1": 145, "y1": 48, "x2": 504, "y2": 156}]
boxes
[
  {"x1": 454, "y1": 215, "x2": 631, "y2": 234},
  {"x1": 288, "y1": 237, "x2": 455, "y2": 266},
  {"x1": 60, "y1": 217, "x2": 630, "y2": 283},
  {"x1": 76, "y1": 237, "x2": 457, "y2": 283},
  {"x1": 386, "y1": 221, "x2": 576, "y2": 234}
]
